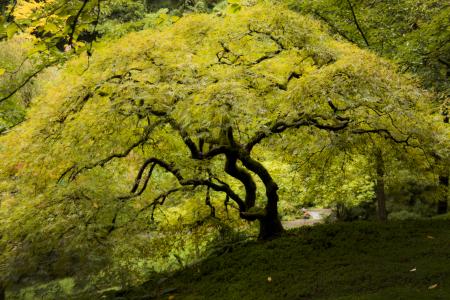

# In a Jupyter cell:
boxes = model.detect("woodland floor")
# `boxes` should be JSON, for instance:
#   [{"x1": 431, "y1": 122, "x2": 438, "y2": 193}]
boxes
[{"x1": 102, "y1": 220, "x2": 450, "y2": 300}]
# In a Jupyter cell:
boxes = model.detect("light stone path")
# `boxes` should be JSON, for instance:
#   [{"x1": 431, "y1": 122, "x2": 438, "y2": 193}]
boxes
[{"x1": 282, "y1": 209, "x2": 333, "y2": 229}]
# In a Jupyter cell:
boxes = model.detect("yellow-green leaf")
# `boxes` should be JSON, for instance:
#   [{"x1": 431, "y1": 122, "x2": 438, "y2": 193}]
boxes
[
  {"x1": 228, "y1": 3, "x2": 241, "y2": 13},
  {"x1": 6, "y1": 23, "x2": 19, "y2": 39},
  {"x1": 44, "y1": 22, "x2": 59, "y2": 33}
]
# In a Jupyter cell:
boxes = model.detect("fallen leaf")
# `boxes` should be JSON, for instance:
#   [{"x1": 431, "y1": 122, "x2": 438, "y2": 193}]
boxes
[
  {"x1": 428, "y1": 284, "x2": 438, "y2": 289},
  {"x1": 0, "y1": 68, "x2": 5, "y2": 76},
  {"x1": 409, "y1": 267, "x2": 416, "y2": 272},
  {"x1": 426, "y1": 235, "x2": 435, "y2": 239}
]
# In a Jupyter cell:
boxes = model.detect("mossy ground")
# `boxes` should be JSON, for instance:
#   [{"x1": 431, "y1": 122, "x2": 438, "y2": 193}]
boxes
[{"x1": 116, "y1": 220, "x2": 450, "y2": 300}]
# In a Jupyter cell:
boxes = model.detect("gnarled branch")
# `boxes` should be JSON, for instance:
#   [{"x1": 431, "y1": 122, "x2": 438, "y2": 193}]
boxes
[
  {"x1": 128, "y1": 157, "x2": 246, "y2": 211},
  {"x1": 352, "y1": 128, "x2": 412, "y2": 145},
  {"x1": 246, "y1": 114, "x2": 349, "y2": 152}
]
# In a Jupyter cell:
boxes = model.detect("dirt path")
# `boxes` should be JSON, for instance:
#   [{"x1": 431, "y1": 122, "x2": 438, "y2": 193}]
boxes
[{"x1": 282, "y1": 219, "x2": 323, "y2": 229}]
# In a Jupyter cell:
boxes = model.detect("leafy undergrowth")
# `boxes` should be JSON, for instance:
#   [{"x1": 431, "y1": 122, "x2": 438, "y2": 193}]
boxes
[{"x1": 108, "y1": 220, "x2": 450, "y2": 300}]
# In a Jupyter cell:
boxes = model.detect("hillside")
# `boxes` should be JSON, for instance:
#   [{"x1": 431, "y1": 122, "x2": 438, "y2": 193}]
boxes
[{"x1": 111, "y1": 220, "x2": 450, "y2": 300}]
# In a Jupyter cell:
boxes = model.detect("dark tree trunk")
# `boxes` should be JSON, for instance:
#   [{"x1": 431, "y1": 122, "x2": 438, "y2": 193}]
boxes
[
  {"x1": 375, "y1": 149, "x2": 387, "y2": 221},
  {"x1": 437, "y1": 110, "x2": 449, "y2": 214},
  {"x1": 219, "y1": 126, "x2": 284, "y2": 240},
  {"x1": 258, "y1": 213, "x2": 284, "y2": 240},
  {"x1": 239, "y1": 152, "x2": 284, "y2": 239},
  {"x1": 437, "y1": 175, "x2": 448, "y2": 214},
  {"x1": 224, "y1": 152, "x2": 256, "y2": 209},
  {"x1": 258, "y1": 180, "x2": 283, "y2": 239},
  {"x1": 0, "y1": 283, "x2": 5, "y2": 300}
]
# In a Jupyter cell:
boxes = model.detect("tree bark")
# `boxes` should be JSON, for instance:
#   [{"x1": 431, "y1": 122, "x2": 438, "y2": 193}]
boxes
[
  {"x1": 375, "y1": 148, "x2": 387, "y2": 221},
  {"x1": 258, "y1": 212, "x2": 284, "y2": 240},
  {"x1": 436, "y1": 110, "x2": 448, "y2": 214},
  {"x1": 239, "y1": 152, "x2": 284, "y2": 239},
  {"x1": 437, "y1": 175, "x2": 448, "y2": 214},
  {"x1": 258, "y1": 176, "x2": 284, "y2": 239},
  {"x1": 224, "y1": 152, "x2": 256, "y2": 209},
  {"x1": 217, "y1": 126, "x2": 284, "y2": 239},
  {"x1": 0, "y1": 282, "x2": 5, "y2": 300},
  {"x1": 346, "y1": 0, "x2": 370, "y2": 47}
]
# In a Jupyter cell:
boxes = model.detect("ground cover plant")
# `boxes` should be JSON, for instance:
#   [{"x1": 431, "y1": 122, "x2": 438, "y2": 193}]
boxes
[
  {"x1": 6, "y1": 220, "x2": 450, "y2": 299},
  {"x1": 108, "y1": 220, "x2": 450, "y2": 300}
]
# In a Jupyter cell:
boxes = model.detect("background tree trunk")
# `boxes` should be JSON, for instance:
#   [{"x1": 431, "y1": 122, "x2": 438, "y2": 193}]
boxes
[
  {"x1": 437, "y1": 175, "x2": 449, "y2": 214},
  {"x1": 0, "y1": 282, "x2": 5, "y2": 300},
  {"x1": 375, "y1": 149, "x2": 387, "y2": 221},
  {"x1": 436, "y1": 110, "x2": 448, "y2": 215}
]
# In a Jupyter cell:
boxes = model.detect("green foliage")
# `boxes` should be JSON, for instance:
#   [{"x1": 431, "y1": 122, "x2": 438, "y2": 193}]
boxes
[
  {"x1": 97, "y1": 8, "x2": 180, "y2": 39},
  {"x1": 288, "y1": 0, "x2": 449, "y2": 92},
  {"x1": 102, "y1": 0, "x2": 147, "y2": 22},
  {"x1": 0, "y1": 35, "x2": 47, "y2": 133}
]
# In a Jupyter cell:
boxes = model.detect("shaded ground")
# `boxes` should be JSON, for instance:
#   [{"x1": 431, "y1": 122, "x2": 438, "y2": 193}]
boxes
[{"x1": 104, "y1": 220, "x2": 450, "y2": 300}]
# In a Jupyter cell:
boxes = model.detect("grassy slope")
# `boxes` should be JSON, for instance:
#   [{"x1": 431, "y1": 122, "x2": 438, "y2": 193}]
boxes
[{"x1": 119, "y1": 220, "x2": 450, "y2": 300}]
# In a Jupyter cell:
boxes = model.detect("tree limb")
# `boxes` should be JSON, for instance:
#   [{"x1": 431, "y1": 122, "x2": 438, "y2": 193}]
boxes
[
  {"x1": 67, "y1": 0, "x2": 90, "y2": 46},
  {"x1": 312, "y1": 12, "x2": 356, "y2": 44},
  {"x1": 246, "y1": 114, "x2": 349, "y2": 152},
  {"x1": 224, "y1": 152, "x2": 256, "y2": 209},
  {"x1": 128, "y1": 157, "x2": 247, "y2": 210},
  {"x1": 352, "y1": 128, "x2": 411, "y2": 144},
  {"x1": 346, "y1": 0, "x2": 370, "y2": 47},
  {"x1": 0, "y1": 64, "x2": 48, "y2": 104}
]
